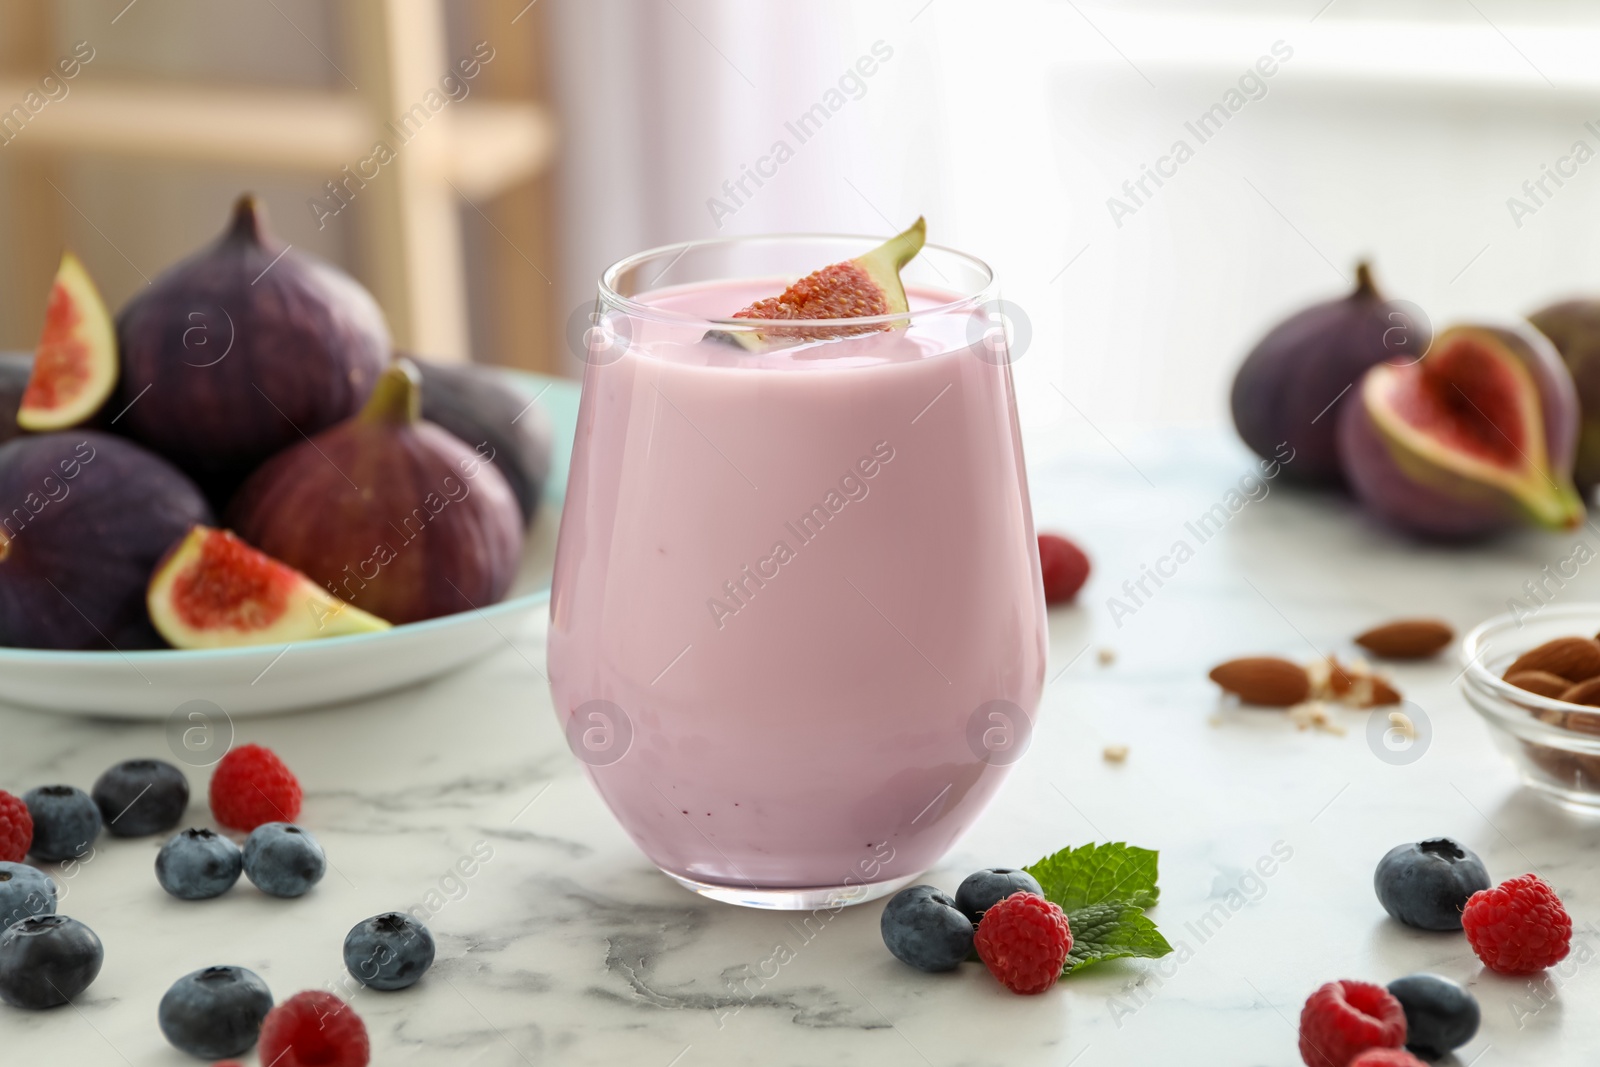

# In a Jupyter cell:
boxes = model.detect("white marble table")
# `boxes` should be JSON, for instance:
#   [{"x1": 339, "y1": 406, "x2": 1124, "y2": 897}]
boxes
[{"x1": 5, "y1": 423, "x2": 1599, "y2": 1065}]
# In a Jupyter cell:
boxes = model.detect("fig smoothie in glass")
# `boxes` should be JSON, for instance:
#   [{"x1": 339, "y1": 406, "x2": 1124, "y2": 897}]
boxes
[{"x1": 548, "y1": 225, "x2": 1045, "y2": 908}]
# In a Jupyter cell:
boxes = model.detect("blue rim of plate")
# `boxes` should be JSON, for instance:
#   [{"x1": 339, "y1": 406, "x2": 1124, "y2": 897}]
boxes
[{"x1": 0, "y1": 368, "x2": 578, "y2": 663}]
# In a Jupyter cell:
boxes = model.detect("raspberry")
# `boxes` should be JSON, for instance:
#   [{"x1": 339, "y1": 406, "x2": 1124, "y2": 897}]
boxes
[
  {"x1": 258, "y1": 991, "x2": 370, "y2": 1067},
  {"x1": 973, "y1": 891, "x2": 1072, "y2": 995},
  {"x1": 1298, "y1": 980, "x2": 1406, "y2": 1067},
  {"x1": 209, "y1": 744, "x2": 302, "y2": 832},
  {"x1": 1349, "y1": 1051, "x2": 1428, "y2": 1067},
  {"x1": 1038, "y1": 533, "x2": 1090, "y2": 605},
  {"x1": 0, "y1": 790, "x2": 31, "y2": 863},
  {"x1": 1461, "y1": 873, "x2": 1571, "y2": 976}
]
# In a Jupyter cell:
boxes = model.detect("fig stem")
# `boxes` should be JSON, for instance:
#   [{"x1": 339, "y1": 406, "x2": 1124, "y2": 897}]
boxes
[
  {"x1": 361, "y1": 359, "x2": 422, "y2": 425},
  {"x1": 227, "y1": 195, "x2": 267, "y2": 245},
  {"x1": 1353, "y1": 261, "x2": 1376, "y2": 298}
]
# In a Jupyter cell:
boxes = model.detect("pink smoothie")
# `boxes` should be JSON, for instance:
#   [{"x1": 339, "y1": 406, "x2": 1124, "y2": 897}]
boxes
[{"x1": 548, "y1": 278, "x2": 1045, "y2": 899}]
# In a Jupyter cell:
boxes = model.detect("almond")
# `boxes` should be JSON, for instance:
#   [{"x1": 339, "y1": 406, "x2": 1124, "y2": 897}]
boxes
[
  {"x1": 1507, "y1": 670, "x2": 1574, "y2": 699},
  {"x1": 1209, "y1": 657, "x2": 1310, "y2": 707},
  {"x1": 1561, "y1": 676, "x2": 1600, "y2": 708},
  {"x1": 1354, "y1": 618, "x2": 1454, "y2": 660},
  {"x1": 1504, "y1": 637, "x2": 1600, "y2": 682}
]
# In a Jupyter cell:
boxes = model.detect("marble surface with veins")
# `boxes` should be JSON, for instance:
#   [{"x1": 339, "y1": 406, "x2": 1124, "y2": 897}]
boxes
[{"x1": 6, "y1": 423, "x2": 1600, "y2": 1065}]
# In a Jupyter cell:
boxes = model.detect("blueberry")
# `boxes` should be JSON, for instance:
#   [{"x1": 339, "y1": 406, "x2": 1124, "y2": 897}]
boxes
[
  {"x1": 0, "y1": 914, "x2": 103, "y2": 1009},
  {"x1": 21, "y1": 785, "x2": 102, "y2": 863},
  {"x1": 954, "y1": 868, "x2": 1044, "y2": 923},
  {"x1": 1388, "y1": 973, "x2": 1480, "y2": 1059},
  {"x1": 0, "y1": 862, "x2": 56, "y2": 929},
  {"x1": 157, "y1": 965, "x2": 274, "y2": 1059},
  {"x1": 880, "y1": 885, "x2": 974, "y2": 972},
  {"x1": 156, "y1": 828, "x2": 243, "y2": 900},
  {"x1": 344, "y1": 911, "x2": 437, "y2": 990},
  {"x1": 242, "y1": 822, "x2": 325, "y2": 898},
  {"x1": 92, "y1": 759, "x2": 189, "y2": 838},
  {"x1": 1375, "y1": 838, "x2": 1491, "y2": 931}
]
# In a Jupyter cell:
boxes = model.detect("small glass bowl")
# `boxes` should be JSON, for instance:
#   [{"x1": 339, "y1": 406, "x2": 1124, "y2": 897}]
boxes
[{"x1": 1461, "y1": 604, "x2": 1600, "y2": 811}]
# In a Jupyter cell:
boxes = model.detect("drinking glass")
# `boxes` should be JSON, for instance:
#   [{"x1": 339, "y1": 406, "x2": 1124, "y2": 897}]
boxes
[{"x1": 548, "y1": 233, "x2": 1045, "y2": 908}]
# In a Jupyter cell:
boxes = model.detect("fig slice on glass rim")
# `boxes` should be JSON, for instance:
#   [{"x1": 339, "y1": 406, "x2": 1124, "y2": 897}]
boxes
[{"x1": 706, "y1": 217, "x2": 927, "y2": 351}]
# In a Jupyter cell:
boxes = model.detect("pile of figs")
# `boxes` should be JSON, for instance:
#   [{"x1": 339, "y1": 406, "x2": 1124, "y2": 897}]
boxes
[
  {"x1": 0, "y1": 194, "x2": 552, "y2": 651},
  {"x1": 1231, "y1": 262, "x2": 1599, "y2": 540}
]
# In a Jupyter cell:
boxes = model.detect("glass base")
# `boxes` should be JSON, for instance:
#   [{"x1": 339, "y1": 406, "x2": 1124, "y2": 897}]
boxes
[
  {"x1": 1520, "y1": 775, "x2": 1600, "y2": 814},
  {"x1": 663, "y1": 869, "x2": 920, "y2": 910}
]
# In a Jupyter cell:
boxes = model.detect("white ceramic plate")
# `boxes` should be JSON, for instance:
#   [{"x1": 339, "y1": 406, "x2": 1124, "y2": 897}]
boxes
[{"x1": 0, "y1": 370, "x2": 576, "y2": 720}]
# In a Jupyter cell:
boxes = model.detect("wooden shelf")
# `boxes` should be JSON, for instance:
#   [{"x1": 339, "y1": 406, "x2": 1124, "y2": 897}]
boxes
[{"x1": 0, "y1": 81, "x2": 554, "y2": 200}]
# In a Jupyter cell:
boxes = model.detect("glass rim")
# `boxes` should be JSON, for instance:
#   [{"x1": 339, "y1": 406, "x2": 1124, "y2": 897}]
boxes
[
  {"x1": 1461, "y1": 603, "x2": 1600, "y2": 723},
  {"x1": 597, "y1": 231, "x2": 997, "y2": 329}
]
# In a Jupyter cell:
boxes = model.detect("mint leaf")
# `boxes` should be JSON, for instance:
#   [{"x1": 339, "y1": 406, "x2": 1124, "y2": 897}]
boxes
[
  {"x1": 1024, "y1": 842, "x2": 1160, "y2": 912},
  {"x1": 1062, "y1": 901, "x2": 1174, "y2": 973},
  {"x1": 1023, "y1": 842, "x2": 1173, "y2": 977}
]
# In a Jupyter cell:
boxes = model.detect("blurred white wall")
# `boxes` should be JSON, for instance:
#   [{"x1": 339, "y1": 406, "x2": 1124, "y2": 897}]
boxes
[{"x1": 550, "y1": 0, "x2": 1600, "y2": 435}]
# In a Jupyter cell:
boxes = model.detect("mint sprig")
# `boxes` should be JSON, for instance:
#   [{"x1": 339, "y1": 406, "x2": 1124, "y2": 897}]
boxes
[{"x1": 1024, "y1": 842, "x2": 1173, "y2": 975}]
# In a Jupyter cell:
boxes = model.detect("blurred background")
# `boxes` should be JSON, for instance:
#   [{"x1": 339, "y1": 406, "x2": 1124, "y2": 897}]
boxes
[{"x1": 3, "y1": 0, "x2": 1599, "y2": 436}]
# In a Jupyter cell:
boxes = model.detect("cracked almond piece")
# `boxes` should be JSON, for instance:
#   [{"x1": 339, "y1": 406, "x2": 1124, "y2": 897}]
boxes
[
  {"x1": 1361, "y1": 676, "x2": 1402, "y2": 707},
  {"x1": 1288, "y1": 700, "x2": 1346, "y2": 735},
  {"x1": 1507, "y1": 670, "x2": 1576, "y2": 699},
  {"x1": 1355, "y1": 618, "x2": 1455, "y2": 659},
  {"x1": 1209, "y1": 657, "x2": 1311, "y2": 707},
  {"x1": 1504, "y1": 637, "x2": 1600, "y2": 682}
]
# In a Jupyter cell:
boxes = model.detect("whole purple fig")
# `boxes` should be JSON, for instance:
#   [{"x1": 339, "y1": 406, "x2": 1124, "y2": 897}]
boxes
[
  {"x1": 1337, "y1": 321, "x2": 1582, "y2": 540},
  {"x1": 1231, "y1": 263, "x2": 1429, "y2": 486},
  {"x1": 1529, "y1": 299, "x2": 1600, "y2": 499},
  {"x1": 0, "y1": 431, "x2": 212, "y2": 649},
  {"x1": 412, "y1": 356, "x2": 552, "y2": 527},
  {"x1": 227, "y1": 359, "x2": 523, "y2": 625},
  {"x1": 114, "y1": 195, "x2": 390, "y2": 499}
]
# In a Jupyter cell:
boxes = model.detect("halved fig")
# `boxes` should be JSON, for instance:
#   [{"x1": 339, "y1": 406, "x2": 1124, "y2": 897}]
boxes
[
  {"x1": 711, "y1": 217, "x2": 926, "y2": 350},
  {"x1": 148, "y1": 526, "x2": 390, "y2": 649},
  {"x1": 18, "y1": 253, "x2": 117, "y2": 431},
  {"x1": 1339, "y1": 322, "x2": 1584, "y2": 538}
]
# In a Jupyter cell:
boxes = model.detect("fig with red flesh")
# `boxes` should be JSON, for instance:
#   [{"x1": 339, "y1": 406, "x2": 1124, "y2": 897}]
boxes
[
  {"x1": 1231, "y1": 263, "x2": 1429, "y2": 486},
  {"x1": 710, "y1": 217, "x2": 926, "y2": 350},
  {"x1": 18, "y1": 252, "x2": 117, "y2": 432},
  {"x1": 0, "y1": 431, "x2": 212, "y2": 650},
  {"x1": 227, "y1": 359, "x2": 523, "y2": 625},
  {"x1": 148, "y1": 526, "x2": 389, "y2": 649},
  {"x1": 1528, "y1": 299, "x2": 1600, "y2": 498},
  {"x1": 1337, "y1": 322, "x2": 1583, "y2": 539},
  {"x1": 412, "y1": 356, "x2": 552, "y2": 527},
  {"x1": 114, "y1": 195, "x2": 390, "y2": 498}
]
